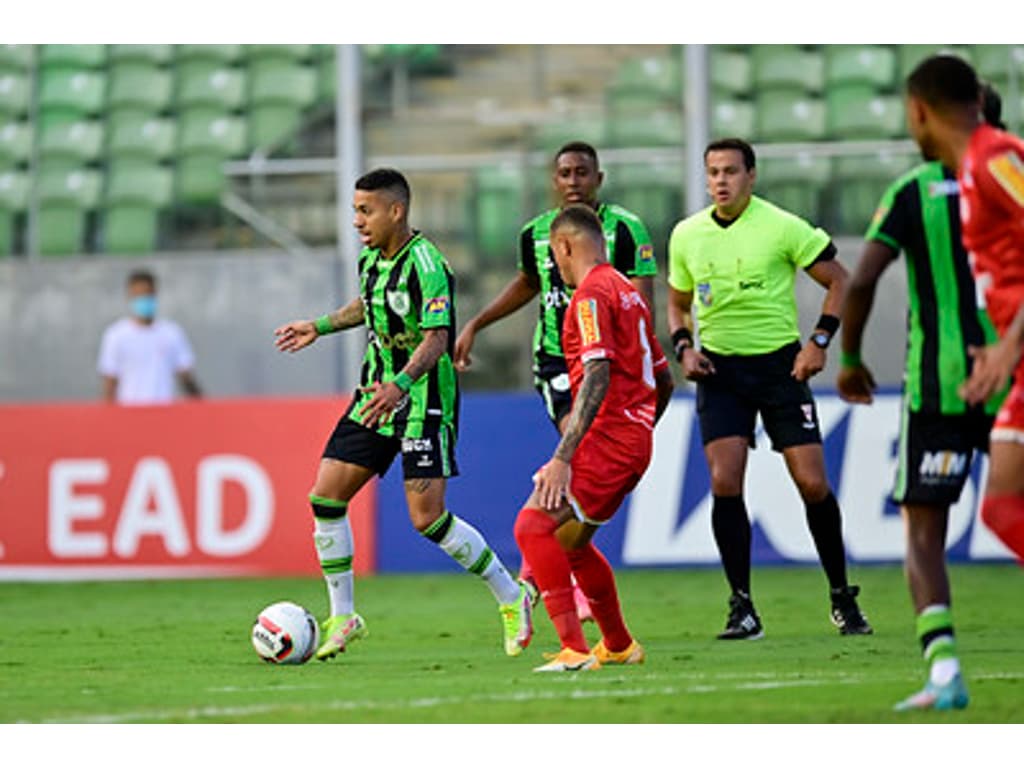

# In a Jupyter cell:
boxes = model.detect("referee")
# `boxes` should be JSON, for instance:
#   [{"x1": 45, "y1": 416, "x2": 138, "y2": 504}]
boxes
[
  {"x1": 838, "y1": 84, "x2": 1007, "y2": 711},
  {"x1": 667, "y1": 137, "x2": 871, "y2": 640}
]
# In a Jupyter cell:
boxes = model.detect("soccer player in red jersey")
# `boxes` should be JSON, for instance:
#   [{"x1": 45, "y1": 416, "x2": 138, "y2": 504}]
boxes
[
  {"x1": 512, "y1": 203, "x2": 674, "y2": 672},
  {"x1": 906, "y1": 55, "x2": 1024, "y2": 564}
]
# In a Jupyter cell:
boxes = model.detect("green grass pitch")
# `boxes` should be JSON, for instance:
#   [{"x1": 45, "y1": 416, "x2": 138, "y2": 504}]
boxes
[{"x1": 2, "y1": 564, "x2": 1021, "y2": 724}]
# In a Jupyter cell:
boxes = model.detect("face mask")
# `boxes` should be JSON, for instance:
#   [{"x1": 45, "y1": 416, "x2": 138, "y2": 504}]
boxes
[{"x1": 131, "y1": 295, "x2": 158, "y2": 320}]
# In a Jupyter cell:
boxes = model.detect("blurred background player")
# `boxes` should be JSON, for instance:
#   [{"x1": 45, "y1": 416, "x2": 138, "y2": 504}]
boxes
[
  {"x1": 514, "y1": 203, "x2": 673, "y2": 671},
  {"x1": 97, "y1": 268, "x2": 202, "y2": 405},
  {"x1": 904, "y1": 55, "x2": 1024, "y2": 566},
  {"x1": 274, "y1": 168, "x2": 532, "y2": 661},
  {"x1": 838, "y1": 82, "x2": 1010, "y2": 712},
  {"x1": 454, "y1": 140, "x2": 658, "y2": 622},
  {"x1": 667, "y1": 137, "x2": 871, "y2": 640}
]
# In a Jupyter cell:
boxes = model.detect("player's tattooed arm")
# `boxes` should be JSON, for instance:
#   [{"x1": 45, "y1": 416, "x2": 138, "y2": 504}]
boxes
[
  {"x1": 402, "y1": 328, "x2": 449, "y2": 383},
  {"x1": 330, "y1": 296, "x2": 367, "y2": 331},
  {"x1": 554, "y1": 359, "x2": 610, "y2": 463}
]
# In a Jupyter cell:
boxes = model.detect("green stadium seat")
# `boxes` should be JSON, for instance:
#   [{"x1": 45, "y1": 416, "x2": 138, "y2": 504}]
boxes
[
  {"x1": 107, "y1": 64, "x2": 174, "y2": 117},
  {"x1": 825, "y1": 45, "x2": 897, "y2": 90},
  {"x1": 898, "y1": 45, "x2": 972, "y2": 81},
  {"x1": 175, "y1": 63, "x2": 247, "y2": 111},
  {"x1": 711, "y1": 99, "x2": 756, "y2": 140},
  {"x1": 38, "y1": 119, "x2": 104, "y2": 171},
  {"x1": 0, "y1": 170, "x2": 28, "y2": 255},
  {"x1": 973, "y1": 45, "x2": 1024, "y2": 82},
  {"x1": 0, "y1": 72, "x2": 30, "y2": 117},
  {"x1": 751, "y1": 45, "x2": 824, "y2": 93},
  {"x1": 711, "y1": 49, "x2": 752, "y2": 96},
  {"x1": 248, "y1": 63, "x2": 316, "y2": 152},
  {"x1": 473, "y1": 164, "x2": 527, "y2": 263},
  {"x1": 827, "y1": 87, "x2": 905, "y2": 139},
  {"x1": 0, "y1": 45, "x2": 32, "y2": 71},
  {"x1": 316, "y1": 46, "x2": 336, "y2": 104},
  {"x1": 108, "y1": 45, "x2": 173, "y2": 66},
  {"x1": 38, "y1": 70, "x2": 106, "y2": 127},
  {"x1": 363, "y1": 44, "x2": 450, "y2": 75},
  {"x1": 176, "y1": 110, "x2": 247, "y2": 202},
  {"x1": 833, "y1": 151, "x2": 919, "y2": 234},
  {"x1": 603, "y1": 162, "x2": 682, "y2": 249},
  {"x1": 39, "y1": 45, "x2": 106, "y2": 71},
  {"x1": 532, "y1": 116, "x2": 607, "y2": 155},
  {"x1": 608, "y1": 54, "x2": 682, "y2": 103},
  {"x1": 103, "y1": 163, "x2": 173, "y2": 254},
  {"x1": 756, "y1": 92, "x2": 826, "y2": 142},
  {"x1": 36, "y1": 167, "x2": 101, "y2": 255},
  {"x1": 175, "y1": 45, "x2": 243, "y2": 66},
  {"x1": 755, "y1": 153, "x2": 832, "y2": 224},
  {"x1": 607, "y1": 110, "x2": 683, "y2": 148},
  {"x1": 246, "y1": 45, "x2": 313, "y2": 64},
  {"x1": 0, "y1": 121, "x2": 30, "y2": 168},
  {"x1": 107, "y1": 115, "x2": 176, "y2": 163}
]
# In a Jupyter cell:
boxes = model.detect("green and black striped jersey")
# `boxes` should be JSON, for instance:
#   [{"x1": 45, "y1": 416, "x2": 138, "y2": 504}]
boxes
[
  {"x1": 518, "y1": 202, "x2": 656, "y2": 374},
  {"x1": 867, "y1": 162, "x2": 1000, "y2": 415},
  {"x1": 347, "y1": 231, "x2": 459, "y2": 438}
]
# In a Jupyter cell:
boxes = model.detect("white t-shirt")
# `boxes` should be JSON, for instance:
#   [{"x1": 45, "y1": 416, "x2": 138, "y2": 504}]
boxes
[{"x1": 97, "y1": 317, "x2": 196, "y2": 405}]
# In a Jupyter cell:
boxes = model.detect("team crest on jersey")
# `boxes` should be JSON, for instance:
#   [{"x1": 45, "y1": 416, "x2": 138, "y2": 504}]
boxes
[
  {"x1": 988, "y1": 151, "x2": 1024, "y2": 206},
  {"x1": 387, "y1": 290, "x2": 411, "y2": 316},
  {"x1": 697, "y1": 281, "x2": 713, "y2": 307},
  {"x1": 637, "y1": 244, "x2": 654, "y2": 264},
  {"x1": 425, "y1": 296, "x2": 450, "y2": 316},
  {"x1": 577, "y1": 298, "x2": 601, "y2": 346}
]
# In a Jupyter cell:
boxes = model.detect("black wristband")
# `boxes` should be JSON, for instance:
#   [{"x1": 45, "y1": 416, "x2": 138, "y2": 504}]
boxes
[
  {"x1": 671, "y1": 327, "x2": 693, "y2": 361},
  {"x1": 815, "y1": 314, "x2": 840, "y2": 336}
]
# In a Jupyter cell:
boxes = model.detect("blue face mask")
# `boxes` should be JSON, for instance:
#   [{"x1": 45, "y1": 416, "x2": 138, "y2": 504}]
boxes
[{"x1": 131, "y1": 295, "x2": 158, "y2": 320}]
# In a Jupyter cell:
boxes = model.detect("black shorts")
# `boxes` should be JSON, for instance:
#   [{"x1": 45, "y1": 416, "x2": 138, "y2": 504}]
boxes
[
  {"x1": 533, "y1": 357, "x2": 573, "y2": 429},
  {"x1": 322, "y1": 413, "x2": 459, "y2": 480},
  {"x1": 892, "y1": 405, "x2": 992, "y2": 506},
  {"x1": 696, "y1": 341, "x2": 821, "y2": 452}
]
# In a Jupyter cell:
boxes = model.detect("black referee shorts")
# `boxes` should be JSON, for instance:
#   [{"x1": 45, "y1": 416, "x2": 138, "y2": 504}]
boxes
[{"x1": 696, "y1": 341, "x2": 822, "y2": 452}]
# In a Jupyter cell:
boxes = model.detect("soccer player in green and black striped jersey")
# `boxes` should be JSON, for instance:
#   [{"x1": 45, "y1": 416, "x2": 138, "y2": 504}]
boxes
[
  {"x1": 838, "y1": 85, "x2": 1008, "y2": 712},
  {"x1": 274, "y1": 168, "x2": 533, "y2": 662}
]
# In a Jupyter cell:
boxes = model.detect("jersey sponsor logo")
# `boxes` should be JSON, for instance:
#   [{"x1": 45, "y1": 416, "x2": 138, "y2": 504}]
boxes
[
  {"x1": 920, "y1": 450, "x2": 968, "y2": 479},
  {"x1": 369, "y1": 329, "x2": 418, "y2": 351},
  {"x1": 543, "y1": 288, "x2": 571, "y2": 310},
  {"x1": 424, "y1": 296, "x2": 450, "y2": 316},
  {"x1": 987, "y1": 151, "x2": 1024, "y2": 207},
  {"x1": 620, "y1": 290, "x2": 646, "y2": 310},
  {"x1": 387, "y1": 290, "x2": 411, "y2": 316},
  {"x1": 401, "y1": 437, "x2": 434, "y2": 453},
  {"x1": 637, "y1": 244, "x2": 654, "y2": 264},
  {"x1": 928, "y1": 179, "x2": 960, "y2": 198},
  {"x1": 577, "y1": 298, "x2": 601, "y2": 346},
  {"x1": 697, "y1": 282, "x2": 713, "y2": 307},
  {"x1": 739, "y1": 278, "x2": 765, "y2": 291}
]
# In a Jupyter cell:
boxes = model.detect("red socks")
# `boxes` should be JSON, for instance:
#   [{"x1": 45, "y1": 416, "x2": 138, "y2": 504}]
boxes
[
  {"x1": 513, "y1": 507, "x2": 588, "y2": 653},
  {"x1": 567, "y1": 543, "x2": 633, "y2": 653},
  {"x1": 981, "y1": 495, "x2": 1024, "y2": 563}
]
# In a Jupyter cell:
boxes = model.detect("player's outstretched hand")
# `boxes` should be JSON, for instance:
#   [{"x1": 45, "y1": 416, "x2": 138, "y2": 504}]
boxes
[
  {"x1": 681, "y1": 347, "x2": 715, "y2": 381},
  {"x1": 837, "y1": 362, "x2": 876, "y2": 404},
  {"x1": 960, "y1": 342, "x2": 1016, "y2": 406},
  {"x1": 534, "y1": 458, "x2": 571, "y2": 512},
  {"x1": 274, "y1": 320, "x2": 318, "y2": 353},
  {"x1": 453, "y1": 325, "x2": 475, "y2": 372},
  {"x1": 792, "y1": 342, "x2": 825, "y2": 382}
]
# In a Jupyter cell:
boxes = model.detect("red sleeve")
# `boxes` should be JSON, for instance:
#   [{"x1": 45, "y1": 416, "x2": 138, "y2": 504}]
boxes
[
  {"x1": 647, "y1": 312, "x2": 669, "y2": 373},
  {"x1": 980, "y1": 143, "x2": 1024, "y2": 216}
]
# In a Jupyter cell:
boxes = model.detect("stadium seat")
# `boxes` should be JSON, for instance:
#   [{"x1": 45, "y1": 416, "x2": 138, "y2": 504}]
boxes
[
  {"x1": 39, "y1": 44, "x2": 106, "y2": 71},
  {"x1": 711, "y1": 99, "x2": 756, "y2": 141},
  {"x1": 711, "y1": 49, "x2": 752, "y2": 96},
  {"x1": 973, "y1": 45, "x2": 1024, "y2": 82},
  {"x1": 751, "y1": 45, "x2": 824, "y2": 93},
  {"x1": 473, "y1": 164, "x2": 527, "y2": 263},
  {"x1": 36, "y1": 166, "x2": 101, "y2": 255},
  {"x1": 608, "y1": 54, "x2": 683, "y2": 105},
  {"x1": 364, "y1": 44, "x2": 450, "y2": 75},
  {"x1": 108, "y1": 45, "x2": 173, "y2": 67},
  {"x1": 825, "y1": 45, "x2": 897, "y2": 90},
  {"x1": 833, "y1": 151, "x2": 918, "y2": 234},
  {"x1": 756, "y1": 92, "x2": 826, "y2": 142},
  {"x1": 175, "y1": 45, "x2": 243, "y2": 66},
  {"x1": 755, "y1": 153, "x2": 832, "y2": 224},
  {"x1": 102, "y1": 163, "x2": 173, "y2": 254},
  {"x1": 0, "y1": 72, "x2": 30, "y2": 118},
  {"x1": 532, "y1": 115, "x2": 607, "y2": 155},
  {"x1": 245, "y1": 45, "x2": 313, "y2": 65},
  {"x1": 0, "y1": 121, "x2": 30, "y2": 168},
  {"x1": 602, "y1": 162, "x2": 682, "y2": 249},
  {"x1": 247, "y1": 63, "x2": 316, "y2": 152},
  {"x1": 175, "y1": 63, "x2": 247, "y2": 111},
  {"x1": 0, "y1": 169, "x2": 28, "y2": 255},
  {"x1": 826, "y1": 87, "x2": 905, "y2": 139},
  {"x1": 176, "y1": 110, "x2": 247, "y2": 203},
  {"x1": 107, "y1": 64, "x2": 174, "y2": 117},
  {"x1": 0, "y1": 44, "x2": 32, "y2": 72},
  {"x1": 38, "y1": 69, "x2": 106, "y2": 127},
  {"x1": 315, "y1": 46, "x2": 336, "y2": 104},
  {"x1": 608, "y1": 110, "x2": 683, "y2": 148},
  {"x1": 897, "y1": 45, "x2": 971, "y2": 81},
  {"x1": 38, "y1": 119, "x2": 104, "y2": 171},
  {"x1": 107, "y1": 115, "x2": 176, "y2": 163}
]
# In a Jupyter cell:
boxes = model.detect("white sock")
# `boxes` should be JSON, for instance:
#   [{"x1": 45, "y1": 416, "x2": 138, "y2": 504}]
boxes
[
  {"x1": 930, "y1": 657, "x2": 960, "y2": 686},
  {"x1": 426, "y1": 511, "x2": 520, "y2": 604},
  {"x1": 314, "y1": 516, "x2": 355, "y2": 617}
]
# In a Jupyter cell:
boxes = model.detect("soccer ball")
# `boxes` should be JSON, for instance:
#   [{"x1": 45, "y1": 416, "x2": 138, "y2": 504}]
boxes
[{"x1": 251, "y1": 601, "x2": 320, "y2": 665}]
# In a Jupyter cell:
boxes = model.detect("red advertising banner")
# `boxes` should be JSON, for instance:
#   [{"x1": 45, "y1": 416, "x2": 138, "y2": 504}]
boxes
[{"x1": 0, "y1": 398, "x2": 376, "y2": 580}]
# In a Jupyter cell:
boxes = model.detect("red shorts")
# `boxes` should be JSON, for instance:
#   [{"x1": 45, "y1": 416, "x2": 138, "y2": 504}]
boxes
[
  {"x1": 992, "y1": 368, "x2": 1024, "y2": 445},
  {"x1": 567, "y1": 425, "x2": 652, "y2": 524}
]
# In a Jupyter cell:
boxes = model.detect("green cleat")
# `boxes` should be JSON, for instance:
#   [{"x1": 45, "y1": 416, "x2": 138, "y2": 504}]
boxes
[
  {"x1": 315, "y1": 613, "x2": 368, "y2": 660},
  {"x1": 894, "y1": 673, "x2": 969, "y2": 711},
  {"x1": 499, "y1": 581, "x2": 534, "y2": 656}
]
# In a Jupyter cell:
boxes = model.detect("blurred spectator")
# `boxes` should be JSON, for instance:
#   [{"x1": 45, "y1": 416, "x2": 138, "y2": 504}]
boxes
[{"x1": 97, "y1": 269, "x2": 202, "y2": 405}]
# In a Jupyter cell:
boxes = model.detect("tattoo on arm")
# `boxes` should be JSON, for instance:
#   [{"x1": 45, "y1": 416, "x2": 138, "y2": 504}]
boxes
[
  {"x1": 400, "y1": 329, "x2": 449, "y2": 383},
  {"x1": 554, "y1": 359, "x2": 610, "y2": 463},
  {"x1": 332, "y1": 297, "x2": 366, "y2": 331},
  {"x1": 404, "y1": 478, "x2": 432, "y2": 494}
]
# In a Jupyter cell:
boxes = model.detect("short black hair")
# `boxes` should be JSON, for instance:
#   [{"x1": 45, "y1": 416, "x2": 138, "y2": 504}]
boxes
[
  {"x1": 555, "y1": 141, "x2": 600, "y2": 168},
  {"x1": 906, "y1": 54, "x2": 979, "y2": 112},
  {"x1": 704, "y1": 137, "x2": 756, "y2": 170},
  {"x1": 126, "y1": 269, "x2": 156, "y2": 290},
  {"x1": 355, "y1": 167, "x2": 411, "y2": 208},
  {"x1": 550, "y1": 202, "x2": 604, "y2": 241},
  {"x1": 981, "y1": 80, "x2": 1007, "y2": 130}
]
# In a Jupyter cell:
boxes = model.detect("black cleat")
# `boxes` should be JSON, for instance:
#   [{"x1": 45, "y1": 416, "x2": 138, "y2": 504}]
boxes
[
  {"x1": 717, "y1": 592, "x2": 764, "y2": 640},
  {"x1": 830, "y1": 585, "x2": 873, "y2": 635}
]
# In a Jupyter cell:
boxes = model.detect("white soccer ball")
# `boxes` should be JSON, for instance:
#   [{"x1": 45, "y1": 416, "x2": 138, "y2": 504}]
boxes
[{"x1": 251, "y1": 601, "x2": 320, "y2": 665}]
